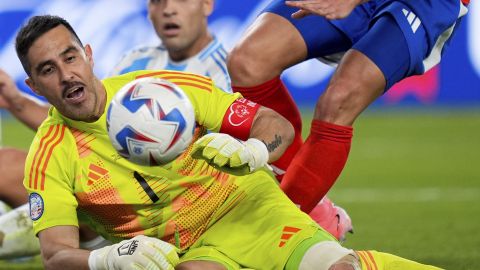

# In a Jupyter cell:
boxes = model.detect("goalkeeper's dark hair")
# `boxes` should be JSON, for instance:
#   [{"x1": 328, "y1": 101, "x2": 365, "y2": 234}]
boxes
[{"x1": 15, "y1": 15, "x2": 83, "y2": 76}]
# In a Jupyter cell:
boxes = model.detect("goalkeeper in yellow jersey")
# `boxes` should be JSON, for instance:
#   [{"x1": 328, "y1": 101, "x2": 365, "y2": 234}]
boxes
[{"x1": 16, "y1": 15, "x2": 441, "y2": 270}]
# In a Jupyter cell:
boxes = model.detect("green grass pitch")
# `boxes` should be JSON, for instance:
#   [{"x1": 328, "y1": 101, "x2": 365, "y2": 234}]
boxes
[{"x1": 1, "y1": 107, "x2": 479, "y2": 269}]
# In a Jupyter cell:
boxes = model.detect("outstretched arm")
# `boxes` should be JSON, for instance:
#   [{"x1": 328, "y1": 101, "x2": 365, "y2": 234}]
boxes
[
  {"x1": 39, "y1": 226, "x2": 179, "y2": 270},
  {"x1": 0, "y1": 69, "x2": 49, "y2": 130},
  {"x1": 38, "y1": 226, "x2": 90, "y2": 270},
  {"x1": 286, "y1": 0, "x2": 370, "y2": 20},
  {"x1": 192, "y1": 103, "x2": 294, "y2": 174}
]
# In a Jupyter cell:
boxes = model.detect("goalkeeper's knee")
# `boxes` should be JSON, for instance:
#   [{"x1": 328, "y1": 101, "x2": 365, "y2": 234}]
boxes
[{"x1": 297, "y1": 241, "x2": 361, "y2": 270}]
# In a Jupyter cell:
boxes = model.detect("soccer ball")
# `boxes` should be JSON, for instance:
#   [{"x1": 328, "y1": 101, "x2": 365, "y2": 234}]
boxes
[{"x1": 107, "y1": 77, "x2": 196, "y2": 166}]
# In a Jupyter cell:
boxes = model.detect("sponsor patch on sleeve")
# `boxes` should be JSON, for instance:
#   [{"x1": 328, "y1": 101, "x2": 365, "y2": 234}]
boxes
[{"x1": 29, "y1": 193, "x2": 44, "y2": 221}]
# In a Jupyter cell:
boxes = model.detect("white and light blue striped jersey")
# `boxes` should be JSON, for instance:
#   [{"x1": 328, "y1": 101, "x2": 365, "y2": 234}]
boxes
[{"x1": 110, "y1": 36, "x2": 232, "y2": 93}]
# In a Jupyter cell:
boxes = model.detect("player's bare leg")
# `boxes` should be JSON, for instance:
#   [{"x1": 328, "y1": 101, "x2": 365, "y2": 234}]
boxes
[
  {"x1": 228, "y1": 12, "x2": 305, "y2": 176},
  {"x1": 0, "y1": 148, "x2": 28, "y2": 207},
  {"x1": 228, "y1": 12, "x2": 306, "y2": 177},
  {"x1": 228, "y1": 12, "x2": 353, "y2": 240},
  {"x1": 281, "y1": 49, "x2": 386, "y2": 212},
  {"x1": 315, "y1": 49, "x2": 385, "y2": 126},
  {"x1": 228, "y1": 13, "x2": 307, "y2": 86}
]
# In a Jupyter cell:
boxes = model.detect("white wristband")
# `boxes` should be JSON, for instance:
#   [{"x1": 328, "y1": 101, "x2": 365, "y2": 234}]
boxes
[
  {"x1": 245, "y1": 138, "x2": 269, "y2": 171},
  {"x1": 88, "y1": 247, "x2": 108, "y2": 270}
]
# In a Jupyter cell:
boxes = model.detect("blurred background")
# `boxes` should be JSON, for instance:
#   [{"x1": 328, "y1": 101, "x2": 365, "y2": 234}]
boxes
[
  {"x1": 0, "y1": 1, "x2": 479, "y2": 269},
  {"x1": 1, "y1": 0, "x2": 480, "y2": 106}
]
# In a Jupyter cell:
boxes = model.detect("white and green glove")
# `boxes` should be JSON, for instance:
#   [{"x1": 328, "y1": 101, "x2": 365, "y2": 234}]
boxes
[
  {"x1": 88, "y1": 235, "x2": 179, "y2": 270},
  {"x1": 191, "y1": 133, "x2": 269, "y2": 174}
]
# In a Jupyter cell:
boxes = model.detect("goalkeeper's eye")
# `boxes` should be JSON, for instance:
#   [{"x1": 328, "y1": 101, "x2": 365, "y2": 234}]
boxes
[{"x1": 41, "y1": 66, "x2": 55, "y2": 76}]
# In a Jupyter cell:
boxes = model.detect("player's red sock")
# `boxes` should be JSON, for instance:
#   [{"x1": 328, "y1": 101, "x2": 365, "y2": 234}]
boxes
[
  {"x1": 233, "y1": 77, "x2": 302, "y2": 178},
  {"x1": 280, "y1": 120, "x2": 353, "y2": 212}
]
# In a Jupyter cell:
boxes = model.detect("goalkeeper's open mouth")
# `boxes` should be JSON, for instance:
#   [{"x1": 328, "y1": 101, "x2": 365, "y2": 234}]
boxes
[{"x1": 63, "y1": 83, "x2": 86, "y2": 104}]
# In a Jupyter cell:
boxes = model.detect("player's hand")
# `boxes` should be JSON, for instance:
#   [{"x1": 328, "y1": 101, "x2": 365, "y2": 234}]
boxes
[
  {"x1": 0, "y1": 69, "x2": 22, "y2": 110},
  {"x1": 285, "y1": 0, "x2": 362, "y2": 20},
  {"x1": 88, "y1": 235, "x2": 179, "y2": 270},
  {"x1": 191, "y1": 133, "x2": 269, "y2": 174}
]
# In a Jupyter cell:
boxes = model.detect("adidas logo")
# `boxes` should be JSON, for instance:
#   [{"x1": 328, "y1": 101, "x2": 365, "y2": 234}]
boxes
[
  {"x1": 402, "y1": 8, "x2": 421, "y2": 33},
  {"x1": 278, "y1": 226, "x2": 302, "y2": 248},
  {"x1": 87, "y1": 164, "x2": 109, "y2": 186}
]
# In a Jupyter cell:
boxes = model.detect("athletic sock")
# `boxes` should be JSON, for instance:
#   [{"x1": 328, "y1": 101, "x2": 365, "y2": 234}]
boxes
[
  {"x1": 233, "y1": 76, "x2": 303, "y2": 178},
  {"x1": 280, "y1": 119, "x2": 353, "y2": 212},
  {"x1": 357, "y1": 250, "x2": 442, "y2": 270}
]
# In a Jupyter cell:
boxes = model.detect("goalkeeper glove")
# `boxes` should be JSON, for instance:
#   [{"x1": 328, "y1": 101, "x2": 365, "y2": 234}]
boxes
[
  {"x1": 88, "y1": 235, "x2": 179, "y2": 270},
  {"x1": 191, "y1": 133, "x2": 269, "y2": 174}
]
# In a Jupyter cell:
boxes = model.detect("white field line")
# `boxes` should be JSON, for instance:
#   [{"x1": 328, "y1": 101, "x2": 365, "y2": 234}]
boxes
[{"x1": 331, "y1": 187, "x2": 480, "y2": 203}]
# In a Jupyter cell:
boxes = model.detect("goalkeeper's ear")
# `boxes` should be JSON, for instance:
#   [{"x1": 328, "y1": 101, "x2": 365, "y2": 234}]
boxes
[{"x1": 25, "y1": 77, "x2": 40, "y2": 96}]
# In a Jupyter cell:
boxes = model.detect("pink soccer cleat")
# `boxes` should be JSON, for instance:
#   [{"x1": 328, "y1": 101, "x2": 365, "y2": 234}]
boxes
[{"x1": 309, "y1": 197, "x2": 353, "y2": 242}]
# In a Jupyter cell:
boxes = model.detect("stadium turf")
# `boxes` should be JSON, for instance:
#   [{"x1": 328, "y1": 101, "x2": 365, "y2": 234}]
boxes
[{"x1": 0, "y1": 107, "x2": 479, "y2": 270}]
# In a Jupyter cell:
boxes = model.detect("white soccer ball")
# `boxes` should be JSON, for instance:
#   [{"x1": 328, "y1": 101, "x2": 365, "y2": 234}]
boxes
[{"x1": 107, "y1": 77, "x2": 196, "y2": 166}]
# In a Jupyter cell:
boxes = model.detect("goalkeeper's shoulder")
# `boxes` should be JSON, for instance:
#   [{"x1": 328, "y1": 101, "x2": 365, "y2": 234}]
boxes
[
  {"x1": 25, "y1": 116, "x2": 75, "y2": 165},
  {"x1": 32, "y1": 110, "x2": 70, "y2": 142}
]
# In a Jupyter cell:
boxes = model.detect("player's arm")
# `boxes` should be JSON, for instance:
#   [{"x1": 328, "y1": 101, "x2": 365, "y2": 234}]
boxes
[
  {"x1": 38, "y1": 225, "x2": 179, "y2": 270},
  {"x1": 192, "y1": 97, "x2": 294, "y2": 173},
  {"x1": 0, "y1": 68, "x2": 49, "y2": 130},
  {"x1": 286, "y1": 0, "x2": 371, "y2": 20},
  {"x1": 38, "y1": 225, "x2": 90, "y2": 270},
  {"x1": 249, "y1": 106, "x2": 294, "y2": 162}
]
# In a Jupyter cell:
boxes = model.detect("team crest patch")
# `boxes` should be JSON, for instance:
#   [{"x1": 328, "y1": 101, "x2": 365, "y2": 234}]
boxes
[{"x1": 29, "y1": 193, "x2": 44, "y2": 221}]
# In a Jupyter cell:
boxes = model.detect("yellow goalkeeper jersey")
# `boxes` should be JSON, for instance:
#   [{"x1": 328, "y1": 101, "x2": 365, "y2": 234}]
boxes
[{"x1": 23, "y1": 70, "x2": 249, "y2": 248}]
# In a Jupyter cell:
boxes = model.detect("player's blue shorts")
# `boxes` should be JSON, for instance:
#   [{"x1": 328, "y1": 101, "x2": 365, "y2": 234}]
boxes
[{"x1": 263, "y1": 0, "x2": 468, "y2": 90}]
